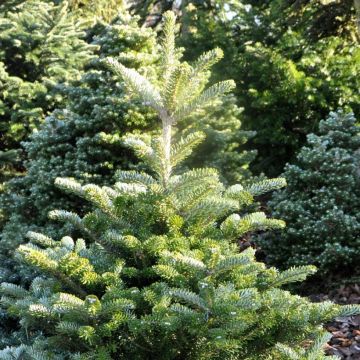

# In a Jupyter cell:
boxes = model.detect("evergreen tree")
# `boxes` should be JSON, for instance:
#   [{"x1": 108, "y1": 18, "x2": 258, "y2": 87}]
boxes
[
  {"x1": 0, "y1": 9, "x2": 254, "y2": 285},
  {"x1": 260, "y1": 110, "x2": 360, "y2": 280},
  {"x1": 1, "y1": 12, "x2": 359, "y2": 359},
  {"x1": 0, "y1": 10, "x2": 159, "y2": 348},
  {"x1": 0, "y1": 0, "x2": 96, "y2": 180},
  {"x1": 0, "y1": 12, "x2": 159, "y2": 284}
]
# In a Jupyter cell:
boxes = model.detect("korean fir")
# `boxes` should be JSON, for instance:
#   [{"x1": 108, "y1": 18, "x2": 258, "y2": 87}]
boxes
[
  {"x1": 1, "y1": 12, "x2": 359, "y2": 360},
  {"x1": 261, "y1": 110, "x2": 360, "y2": 282},
  {"x1": 0, "y1": 8, "x2": 254, "y2": 289}
]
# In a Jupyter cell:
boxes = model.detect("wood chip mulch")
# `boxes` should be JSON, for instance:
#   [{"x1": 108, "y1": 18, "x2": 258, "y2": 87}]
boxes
[{"x1": 309, "y1": 284, "x2": 360, "y2": 359}]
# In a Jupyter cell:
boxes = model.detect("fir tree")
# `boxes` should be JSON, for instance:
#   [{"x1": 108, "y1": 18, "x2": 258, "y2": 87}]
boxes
[
  {"x1": 0, "y1": 9, "x2": 254, "y2": 285},
  {"x1": 0, "y1": 11, "x2": 159, "y2": 284},
  {"x1": 261, "y1": 110, "x2": 360, "y2": 280},
  {"x1": 1, "y1": 12, "x2": 359, "y2": 359},
  {"x1": 0, "y1": 0, "x2": 96, "y2": 181},
  {"x1": 0, "y1": 9, "x2": 158, "y2": 348}
]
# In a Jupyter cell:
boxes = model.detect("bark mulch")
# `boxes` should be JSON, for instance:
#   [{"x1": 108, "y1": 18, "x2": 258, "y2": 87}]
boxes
[{"x1": 309, "y1": 284, "x2": 360, "y2": 359}]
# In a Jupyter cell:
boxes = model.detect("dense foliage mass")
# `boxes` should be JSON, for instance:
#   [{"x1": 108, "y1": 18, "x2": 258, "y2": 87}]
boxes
[
  {"x1": 1, "y1": 12, "x2": 359, "y2": 359},
  {"x1": 232, "y1": 0, "x2": 360, "y2": 175},
  {"x1": 0, "y1": 1, "x2": 359, "y2": 358},
  {"x1": 261, "y1": 110, "x2": 360, "y2": 279},
  {"x1": 0, "y1": 0, "x2": 96, "y2": 182},
  {"x1": 0, "y1": 6, "x2": 255, "y2": 284},
  {"x1": 155, "y1": 0, "x2": 359, "y2": 175},
  {"x1": 0, "y1": 12, "x2": 158, "y2": 286}
]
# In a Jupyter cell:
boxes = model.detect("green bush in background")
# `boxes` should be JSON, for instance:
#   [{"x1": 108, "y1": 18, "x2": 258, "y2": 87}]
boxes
[
  {"x1": 0, "y1": 0, "x2": 96, "y2": 182},
  {"x1": 261, "y1": 110, "x2": 360, "y2": 282}
]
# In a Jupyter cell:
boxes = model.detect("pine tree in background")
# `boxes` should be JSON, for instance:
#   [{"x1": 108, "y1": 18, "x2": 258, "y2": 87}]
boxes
[
  {"x1": 0, "y1": 12, "x2": 159, "y2": 286},
  {"x1": 260, "y1": 110, "x2": 360, "y2": 281},
  {"x1": 0, "y1": 0, "x2": 96, "y2": 181},
  {"x1": 1, "y1": 12, "x2": 359, "y2": 359}
]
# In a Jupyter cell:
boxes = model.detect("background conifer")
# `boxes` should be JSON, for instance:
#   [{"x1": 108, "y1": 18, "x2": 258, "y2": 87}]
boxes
[
  {"x1": 261, "y1": 110, "x2": 360, "y2": 282},
  {"x1": 0, "y1": 9, "x2": 157, "y2": 347},
  {"x1": 0, "y1": 0, "x2": 96, "y2": 182},
  {"x1": 0, "y1": 12, "x2": 159, "y2": 285}
]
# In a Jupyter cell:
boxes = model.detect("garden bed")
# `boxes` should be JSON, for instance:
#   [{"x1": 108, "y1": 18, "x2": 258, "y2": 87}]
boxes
[{"x1": 311, "y1": 285, "x2": 360, "y2": 359}]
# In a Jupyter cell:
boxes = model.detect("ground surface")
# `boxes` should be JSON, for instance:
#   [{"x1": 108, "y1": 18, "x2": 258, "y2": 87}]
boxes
[{"x1": 310, "y1": 285, "x2": 360, "y2": 359}]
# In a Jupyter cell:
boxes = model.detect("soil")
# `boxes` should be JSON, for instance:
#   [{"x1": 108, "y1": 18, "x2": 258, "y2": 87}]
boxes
[{"x1": 309, "y1": 284, "x2": 360, "y2": 359}]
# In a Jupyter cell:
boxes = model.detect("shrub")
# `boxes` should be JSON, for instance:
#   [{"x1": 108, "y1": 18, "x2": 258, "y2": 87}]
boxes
[
  {"x1": 1, "y1": 13, "x2": 358, "y2": 359},
  {"x1": 261, "y1": 110, "x2": 360, "y2": 279}
]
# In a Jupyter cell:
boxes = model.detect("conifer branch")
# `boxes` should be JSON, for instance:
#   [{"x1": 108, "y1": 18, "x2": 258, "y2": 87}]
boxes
[
  {"x1": 18, "y1": 244, "x2": 88, "y2": 299},
  {"x1": 213, "y1": 248, "x2": 255, "y2": 274},
  {"x1": 270, "y1": 266, "x2": 317, "y2": 287},
  {"x1": 169, "y1": 288, "x2": 208, "y2": 311},
  {"x1": 192, "y1": 48, "x2": 224, "y2": 74},
  {"x1": 106, "y1": 57, "x2": 164, "y2": 112},
  {"x1": 174, "y1": 80, "x2": 236, "y2": 121},
  {"x1": 245, "y1": 178, "x2": 287, "y2": 196},
  {"x1": 161, "y1": 11, "x2": 177, "y2": 87}
]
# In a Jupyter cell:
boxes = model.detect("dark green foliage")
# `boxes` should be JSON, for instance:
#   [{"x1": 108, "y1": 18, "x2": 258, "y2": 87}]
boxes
[
  {"x1": 0, "y1": 0, "x2": 95, "y2": 178},
  {"x1": 0, "y1": 12, "x2": 159, "y2": 285},
  {"x1": 261, "y1": 110, "x2": 360, "y2": 279},
  {"x1": 230, "y1": 0, "x2": 359, "y2": 175},
  {"x1": 156, "y1": 0, "x2": 360, "y2": 176},
  {"x1": 1, "y1": 13, "x2": 358, "y2": 358}
]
